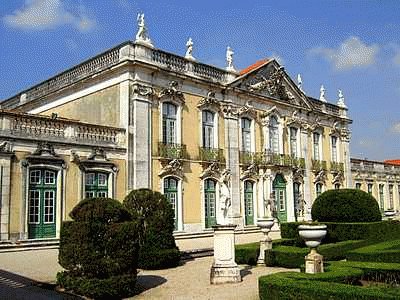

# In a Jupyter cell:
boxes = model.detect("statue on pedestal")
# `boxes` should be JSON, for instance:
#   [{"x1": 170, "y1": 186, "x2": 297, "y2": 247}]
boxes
[
  {"x1": 185, "y1": 37, "x2": 195, "y2": 60},
  {"x1": 135, "y1": 13, "x2": 153, "y2": 47},
  {"x1": 218, "y1": 169, "x2": 232, "y2": 225},
  {"x1": 226, "y1": 46, "x2": 235, "y2": 72}
]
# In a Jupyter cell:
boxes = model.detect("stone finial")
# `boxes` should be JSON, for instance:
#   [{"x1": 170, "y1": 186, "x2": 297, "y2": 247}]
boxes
[
  {"x1": 185, "y1": 37, "x2": 195, "y2": 61},
  {"x1": 297, "y1": 74, "x2": 303, "y2": 91},
  {"x1": 337, "y1": 89, "x2": 347, "y2": 109},
  {"x1": 135, "y1": 13, "x2": 153, "y2": 47},
  {"x1": 226, "y1": 46, "x2": 236, "y2": 72},
  {"x1": 319, "y1": 85, "x2": 327, "y2": 102}
]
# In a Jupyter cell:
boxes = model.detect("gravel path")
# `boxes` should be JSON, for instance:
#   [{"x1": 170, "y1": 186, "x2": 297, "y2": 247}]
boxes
[{"x1": 131, "y1": 256, "x2": 299, "y2": 300}]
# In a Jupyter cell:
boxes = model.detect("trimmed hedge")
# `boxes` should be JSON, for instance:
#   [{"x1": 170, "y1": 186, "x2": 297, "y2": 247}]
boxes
[
  {"x1": 312, "y1": 189, "x2": 381, "y2": 222},
  {"x1": 57, "y1": 198, "x2": 139, "y2": 299},
  {"x1": 123, "y1": 189, "x2": 180, "y2": 269},
  {"x1": 235, "y1": 242, "x2": 259, "y2": 265},
  {"x1": 266, "y1": 240, "x2": 368, "y2": 268},
  {"x1": 346, "y1": 239, "x2": 400, "y2": 263},
  {"x1": 259, "y1": 261, "x2": 400, "y2": 300},
  {"x1": 281, "y1": 220, "x2": 400, "y2": 244}
]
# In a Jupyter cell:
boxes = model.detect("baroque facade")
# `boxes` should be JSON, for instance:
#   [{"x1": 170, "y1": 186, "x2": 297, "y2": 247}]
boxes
[
  {"x1": 0, "y1": 21, "x2": 353, "y2": 242},
  {"x1": 351, "y1": 158, "x2": 400, "y2": 213}
]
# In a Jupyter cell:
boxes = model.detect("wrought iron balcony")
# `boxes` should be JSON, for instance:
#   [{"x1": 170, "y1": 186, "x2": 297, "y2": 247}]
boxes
[
  {"x1": 330, "y1": 161, "x2": 344, "y2": 173},
  {"x1": 199, "y1": 147, "x2": 225, "y2": 163},
  {"x1": 291, "y1": 157, "x2": 306, "y2": 169},
  {"x1": 312, "y1": 159, "x2": 328, "y2": 172},
  {"x1": 239, "y1": 151, "x2": 305, "y2": 169},
  {"x1": 158, "y1": 142, "x2": 188, "y2": 160}
]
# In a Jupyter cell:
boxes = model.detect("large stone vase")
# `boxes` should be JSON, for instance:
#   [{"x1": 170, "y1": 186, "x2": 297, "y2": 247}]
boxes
[
  {"x1": 298, "y1": 224, "x2": 327, "y2": 274},
  {"x1": 256, "y1": 217, "x2": 275, "y2": 266}
]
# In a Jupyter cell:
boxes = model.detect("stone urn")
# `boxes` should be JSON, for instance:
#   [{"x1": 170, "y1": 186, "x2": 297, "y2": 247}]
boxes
[
  {"x1": 384, "y1": 210, "x2": 396, "y2": 220},
  {"x1": 256, "y1": 217, "x2": 275, "y2": 266},
  {"x1": 298, "y1": 224, "x2": 327, "y2": 274}
]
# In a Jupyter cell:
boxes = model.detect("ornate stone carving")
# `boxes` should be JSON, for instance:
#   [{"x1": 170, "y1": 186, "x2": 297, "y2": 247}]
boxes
[
  {"x1": 319, "y1": 85, "x2": 327, "y2": 102},
  {"x1": 132, "y1": 83, "x2": 154, "y2": 97},
  {"x1": 0, "y1": 141, "x2": 13, "y2": 153},
  {"x1": 314, "y1": 170, "x2": 327, "y2": 184},
  {"x1": 159, "y1": 81, "x2": 185, "y2": 104},
  {"x1": 159, "y1": 159, "x2": 183, "y2": 178},
  {"x1": 340, "y1": 128, "x2": 351, "y2": 142},
  {"x1": 240, "y1": 163, "x2": 259, "y2": 180},
  {"x1": 337, "y1": 89, "x2": 347, "y2": 109},
  {"x1": 220, "y1": 103, "x2": 240, "y2": 119},
  {"x1": 185, "y1": 37, "x2": 195, "y2": 61},
  {"x1": 332, "y1": 171, "x2": 344, "y2": 184},
  {"x1": 197, "y1": 91, "x2": 220, "y2": 109},
  {"x1": 226, "y1": 46, "x2": 235, "y2": 72},
  {"x1": 33, "y1": 142, "x2": 56, "y2": 156},
  {"x1": 200, "y1": 162, "x2": 221, "y2": 179},
  {"x1": 293, "y1": 168, "x2": 304, "y2": 183},
  {"x1": 88, "y1": 148, "x2": 108, "y2": 161},
  {"x1": 238, "y1": 101, "x2": 257, "y2": 119}
]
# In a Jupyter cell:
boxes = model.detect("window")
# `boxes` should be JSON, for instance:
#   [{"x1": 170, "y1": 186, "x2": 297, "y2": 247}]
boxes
[
  {"x1": 85, "y1": 172, "x2": 109, "y2": 198},
  {"x1": 244, "y1": 181, "x2": 254, "y2": 225},
  {"x1": 269, "y1": 116, "x2": 279, "y2": 153},
  {"x1": 164, "y1": 177, "x2": 179, "y2": 230},
  {"x1": 331, "y1": 136, "x2": 338, "y2": 162},
  {"x1": 313, "y1": 132, "x2": 320, "y2": 160},
  {"x1": 334, "y1": 183, "x2": 340, "y2": 190},
  {"x1": 204, "y1": 179, "x2": 216, "y2": 228},
  {"x1": 202, "y1": 110, "x2": 215, "y2": 148},
  {"x1": 241, "y1": 118, "x2": 252, "y2": 152},
  {"x1": 367, "y1": 183, "x2": 373, "y2": 195},
  {"x1": 316, "y1": 183, "x2": 323, "y2": 198},
  {"x1": 290, "y1": 127, "x2": 298, "y2": 157},
  {"x1": 162, "y1": 102, "x2": 177, "y2": 144},
  {"x1": 389, "y1": 185, "x2": 394, "y2": 209},
  {"x1": 28, "y1": 168, "x2": 57, "y2": 239},
  {"x1": 355, "y1": 183, "x2": 361, "y2": 190}
]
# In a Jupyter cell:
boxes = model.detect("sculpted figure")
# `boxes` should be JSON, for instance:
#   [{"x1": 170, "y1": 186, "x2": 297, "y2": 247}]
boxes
[
  {"x1": 185, "y1": 37, "x2": 194, "y2": 59},
  {"x1": 226, "y1": 46, "x2": 235, "y2": 71},
  {"x1": 218, "y1": 169, "x2": 232, "y2": 225}
]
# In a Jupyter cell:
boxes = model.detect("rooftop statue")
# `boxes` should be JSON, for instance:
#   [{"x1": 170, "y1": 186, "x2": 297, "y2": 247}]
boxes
[
  {"x1": 226, "y1": 46, "x2": 235, "y2": 72},
  {"x1": 319, "y1": 85, "x2": 327, "y2": 102},
  {"x1": 185, "y1": 37, "x2": 195, "y2": 61},
  {"x1": 135, "y1": 13, "x2": 153, "y2": 47}
]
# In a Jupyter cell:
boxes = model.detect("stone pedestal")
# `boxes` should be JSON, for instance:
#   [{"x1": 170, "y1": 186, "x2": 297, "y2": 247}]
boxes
[
  {"x1": 210, "y1": 224, "x2": 241, "y2": 284},
  {"x1": 305, "y1": 249, "x2": 324, "y2": 274},
  {"x1": 257, "y1": 229, "x2": 272, "y2": 266}
]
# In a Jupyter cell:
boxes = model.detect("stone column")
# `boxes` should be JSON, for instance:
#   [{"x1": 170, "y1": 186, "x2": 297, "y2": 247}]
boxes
[
  {"x1": 128, "y1": 83, "x2": 153, "y2": 190},
  {"x1": 301, "y1": 128, "x2": 312, "y2": 221},
  {"x1": 222, "y1": 107, "x2": 241, "y2": 227},
  {"x1": 0, "y1": 157, "x2": 11, "y2": 241}
]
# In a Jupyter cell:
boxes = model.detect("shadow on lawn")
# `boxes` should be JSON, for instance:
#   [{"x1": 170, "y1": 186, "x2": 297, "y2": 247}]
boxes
[{"x1": 134, "y1": 274, "x2": 167, "y2": 294}]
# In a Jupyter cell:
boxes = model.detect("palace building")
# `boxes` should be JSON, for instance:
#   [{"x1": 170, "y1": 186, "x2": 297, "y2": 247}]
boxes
[{"x1": 0, "y1": 17, "x2": 353, "y2": 242}]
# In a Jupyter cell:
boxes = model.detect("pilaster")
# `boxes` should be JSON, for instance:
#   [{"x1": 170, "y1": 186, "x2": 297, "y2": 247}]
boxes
[
  {"x1": 0, "y1": 157, "x2": 11, "y2": 241},
  {"x1": 301, "y1": 128, "x2": 312, "y2": 221}
]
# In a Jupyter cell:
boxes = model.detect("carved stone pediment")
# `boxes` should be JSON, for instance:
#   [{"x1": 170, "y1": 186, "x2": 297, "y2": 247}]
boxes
[
  {"x1": 200, "y1": 162, "x2": 221, "y2": 179},
  {"x1": 0, "y1": 141, "x2": 13, "y2": 154},
  {"x1": 73, "y1": 148, "x2": 117, "y2": 172},
  {"x1": 27, "y1": 142, "x2": 64, "y2": 166},
  {"x1": 132, "y1": 83, "x2": 154, "y2": 97},
  {"x1": 159, "y1": 81, "x2": 185, "y2": 104},
  {"x1": 87, "y1": 148, "x2": 108, "y2": 161},
  {"x1": 240, "y1": 163, "x2": 259, "y2": 180},
  {"x1": 159, "y1": 159, "x2": 184, "y2": 178},
  {"x1": 197, "y1": 91, "x2": 220, "y2": 110},
  {"x1": 231, "y1": 61, "x2": 312, "y2": 109},
  {"x1": 332, "y1": 171, "x2": 344, "y2": 184},
  {"x1": 293, "y1": 168, "x2": 304, "y2": 183},
  {"x1": 238, "y1": 101, "x2": 257, "y2": 119}
]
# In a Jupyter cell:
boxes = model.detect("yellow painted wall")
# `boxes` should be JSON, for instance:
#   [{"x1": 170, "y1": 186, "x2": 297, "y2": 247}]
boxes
[{"x1": 41, "y1": 84, "x2": 120, "y2": 127}]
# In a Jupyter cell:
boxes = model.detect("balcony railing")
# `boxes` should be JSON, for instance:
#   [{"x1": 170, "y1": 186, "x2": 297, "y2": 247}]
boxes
[
  {"x1": 158, "y1": 142, "x2": 188, "y2": 160},
  {"x1": 199, "y1": 147, "x2": 225, "y2": 163},
  {"x1": 330, "y1": 161, "x2": 344, "y2": 173},
  {"x1": 312, "y1": 159, "x2": 328, "y2": 172},
  {"x1": 239, "y1": 151, "x2": 305, "y2": 169}
]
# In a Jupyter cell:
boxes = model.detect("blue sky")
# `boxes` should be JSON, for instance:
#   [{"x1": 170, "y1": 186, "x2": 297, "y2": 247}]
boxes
[{"x1": 1, "y1": 0, "x2": 399, "y2": 161}]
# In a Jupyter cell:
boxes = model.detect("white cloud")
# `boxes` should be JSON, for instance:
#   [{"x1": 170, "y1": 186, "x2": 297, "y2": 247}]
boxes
[
  {"x1": 309, "y1": 36, "x2": 379, "y2": 70},
  {"x1": 3, "y1": 0, "x2": 96, "y2": 32},
  {"x1": 390, "y1": 122, "x2": 400, "y2": 134}
]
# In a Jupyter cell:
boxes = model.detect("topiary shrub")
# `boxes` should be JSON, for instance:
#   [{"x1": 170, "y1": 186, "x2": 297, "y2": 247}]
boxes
[
  {"x1": 123, "y1": 189, "x2": 180, "y2": 269},
  {"x1": 312, "y1": 189, "x2": 381, "y2": 223},
  {"x1": 57, "y1": 198, "x2": 140, "y2": 299}
]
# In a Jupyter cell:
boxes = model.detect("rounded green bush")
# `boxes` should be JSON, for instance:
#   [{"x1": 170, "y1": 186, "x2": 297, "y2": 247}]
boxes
[
  {"x1": 312, "y1": 189, "x2": 381, "y2": 223},
  {"x1": 123, "y1": 189, "x2": 180, "y2": 269},
  {"x1": 58, "y1": 198, "x2": 139, "y2": 298}
]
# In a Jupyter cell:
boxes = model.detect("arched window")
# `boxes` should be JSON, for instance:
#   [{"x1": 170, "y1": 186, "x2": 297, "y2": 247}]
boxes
[
  {"x1": 269, "y1": 116, "x2": 279, "y2": 153},
  {"x1": 241, "y1": 118, "x2": 252, "y2": 152},
  {"x1": 162, "y1": 102, "x2": 177, "y2": 144},
  {"x1": 164, "y1": 177, "x2": 179, "y2": 230},
  {"x1": 204, "y1": 179, "x2": 217, "y2": 228},
  {"x1": 202, "y1": 110, "x2": 215, "y2": 148},
  {"x1": 244, "y1": 180, "x2": 254, "y2": 225}
]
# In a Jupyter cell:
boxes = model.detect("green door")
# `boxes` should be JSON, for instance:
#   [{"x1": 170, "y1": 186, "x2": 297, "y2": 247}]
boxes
[
  {"x1": 273, "y1": 174, "x2": 287, "y2": 222},
  {"x1": 164, "y1": 177, "x2": 178, "y2": 230},
  {"x1": 244, "y1": 181, "x2": 254, "y2": 225},
  {"x1": 204, "y1": 179, "x2": 216, "y2": 228},
  {"x1": 28, "y1": 169, "x2": 57, "y2": 239}
]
